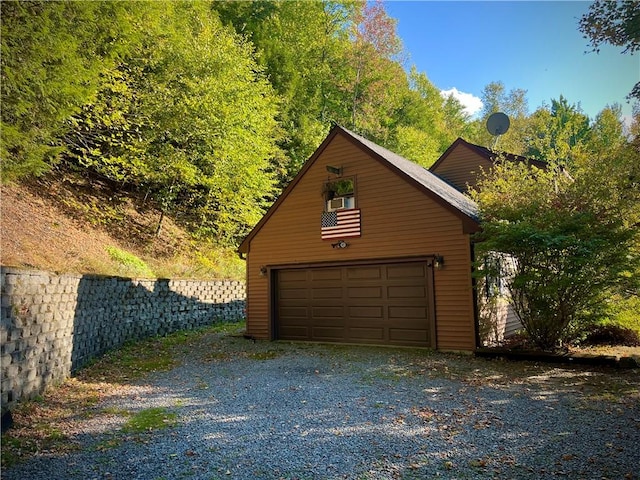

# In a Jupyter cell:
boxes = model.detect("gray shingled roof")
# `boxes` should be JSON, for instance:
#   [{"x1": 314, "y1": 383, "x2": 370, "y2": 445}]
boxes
[{"x1": 340, "y1": 127, "x2": 480, "y2": 222}]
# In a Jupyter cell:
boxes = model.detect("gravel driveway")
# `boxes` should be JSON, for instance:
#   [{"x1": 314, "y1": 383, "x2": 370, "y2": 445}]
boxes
[{"x1": 3, "y1": 329, "x2": 639, "y2": 480}]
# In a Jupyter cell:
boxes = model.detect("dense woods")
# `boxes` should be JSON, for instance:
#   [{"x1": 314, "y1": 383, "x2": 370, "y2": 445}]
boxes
[{"x1": 3, "y1": 0, "x2": 636, "y2": 246}]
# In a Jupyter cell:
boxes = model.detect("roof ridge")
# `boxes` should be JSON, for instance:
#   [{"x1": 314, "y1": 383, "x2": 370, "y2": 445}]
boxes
[{"x1": 336, "y1": 126, "x2": 479, "y2": 222}]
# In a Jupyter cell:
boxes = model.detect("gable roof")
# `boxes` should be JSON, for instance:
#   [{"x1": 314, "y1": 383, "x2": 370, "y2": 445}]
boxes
[
  {"x1": 238, "y1": 125, "x2": 480, "y2": 254},
  {"x1": 430, "y1": 137, "x2": 548, "y2": 173}
]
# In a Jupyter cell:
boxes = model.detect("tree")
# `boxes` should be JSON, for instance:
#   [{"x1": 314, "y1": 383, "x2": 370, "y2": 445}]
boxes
[
  {"x1": 342, "y1": 0, "x2": 407, "y2": 143},
  {"x1": 469, "y1": 81, "x2": 530, "y2": 154},
  {"x1": 64, "y1": 2, "x2": 282, "y2": 244},
  {"x1": 392, "y1": 68, "x2": 469, "y2": 167},
  {"x1": 0, "y1": 1, "x2": 142, "y2": 181},
  {"x1": 579, "y1": 0, "x2": 640, "y2": 101},
  {"x1": 471, "y1": 140, "x2": 640, "y2": 350},
  {"x1": 523, "y1": 96, "x2": 590, "y2": 163},
  {"x1": 586, "y1": 104, "x2": 628, "y2": 155},
  {"x1": 212, "y1": 0, "x2": 356, "y2": 183}
]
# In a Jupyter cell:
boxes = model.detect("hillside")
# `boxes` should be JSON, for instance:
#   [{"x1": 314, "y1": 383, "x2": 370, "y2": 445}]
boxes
[{"x1": 0, "y1": 172, "x2": 245, "y2": 281}]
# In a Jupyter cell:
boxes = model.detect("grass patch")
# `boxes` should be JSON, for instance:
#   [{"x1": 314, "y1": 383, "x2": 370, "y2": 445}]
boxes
[
  {"x1": 94, "y1": 436, "x2": 124, "y2": 451},
  {"x1": 122, "y1": 407, "x2": 177, "y2": 433},
  {"x1": 79, "y1": 341, "x2": 178, "y2": 383},
  {"x1": 105, "y1": 245, "x2": 155, "y2": 278}
]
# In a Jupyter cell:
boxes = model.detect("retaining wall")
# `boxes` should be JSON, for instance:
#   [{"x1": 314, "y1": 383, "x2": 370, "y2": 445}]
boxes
[{"x1": 0, "y1": 267, "x2": 245, "y2": 413}]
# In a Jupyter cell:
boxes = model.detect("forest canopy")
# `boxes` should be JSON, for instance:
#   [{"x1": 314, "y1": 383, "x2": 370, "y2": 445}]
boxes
[{"x1": 1, "y1": 0, "x2": 637, "y2": 246}]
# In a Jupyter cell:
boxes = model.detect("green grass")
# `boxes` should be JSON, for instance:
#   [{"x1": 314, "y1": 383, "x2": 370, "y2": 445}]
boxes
[
  {"x1": 105, "y1": 245, "x2": 155, "y2": 278},
  {"x1": 122, "y1": 407, "x2": 177, "y2": 433}
]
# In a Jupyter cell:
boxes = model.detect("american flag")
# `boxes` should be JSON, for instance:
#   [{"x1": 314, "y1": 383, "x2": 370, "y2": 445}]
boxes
[{"x1": 321, "y1": 209, "x2": 361, "y2": 240}]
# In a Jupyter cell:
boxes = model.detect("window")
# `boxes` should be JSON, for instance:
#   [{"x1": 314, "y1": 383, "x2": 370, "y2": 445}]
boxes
[{"x1": 323, "y1": 177, "x2": 355, "y2": 211}]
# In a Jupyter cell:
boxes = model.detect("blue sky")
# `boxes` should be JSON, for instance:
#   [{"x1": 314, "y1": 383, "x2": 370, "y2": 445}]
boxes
[{"x1": 384, "y1": 1, "x2": 639, "y2": 123}]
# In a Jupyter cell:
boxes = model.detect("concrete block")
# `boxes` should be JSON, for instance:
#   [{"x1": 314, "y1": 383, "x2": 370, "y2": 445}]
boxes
[
  {"x1": 5, "y1": 364, "x2": 20, "y2": 378},
  {"x1": 1, "y1": 353, "x2": 12, "y2": 368}
]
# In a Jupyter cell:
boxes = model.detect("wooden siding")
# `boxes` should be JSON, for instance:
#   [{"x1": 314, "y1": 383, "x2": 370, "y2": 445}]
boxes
[
  {"x1": 245, "y1": 133, "x2": 476, "y2": 351},
  {"x1": 430, "y1": 145, "x2": 493, "y2": 192}
]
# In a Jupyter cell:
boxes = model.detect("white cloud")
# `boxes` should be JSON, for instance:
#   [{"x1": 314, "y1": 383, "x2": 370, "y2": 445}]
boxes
[{"x1": 440, "y1": 88, "x2": 483, "y2": 117}]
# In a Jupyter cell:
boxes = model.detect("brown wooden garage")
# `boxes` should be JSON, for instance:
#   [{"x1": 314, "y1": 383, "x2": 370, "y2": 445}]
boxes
[
  {"x1": 274, "y1": 259, "x2": 436, "y2": 347},
  {"x1": 238, "y1": 125, "x2": 482, "y2": 351}
]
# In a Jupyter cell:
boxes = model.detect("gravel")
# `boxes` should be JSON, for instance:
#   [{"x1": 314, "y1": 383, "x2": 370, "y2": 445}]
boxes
[{"x1": 3, "y1": 335, "x2": 639, "y2": 480}]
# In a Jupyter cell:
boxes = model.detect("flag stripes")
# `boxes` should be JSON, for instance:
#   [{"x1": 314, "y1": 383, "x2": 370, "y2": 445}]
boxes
[{"x1": 321, "y1": 209, "x2": 361, "y2": 240}]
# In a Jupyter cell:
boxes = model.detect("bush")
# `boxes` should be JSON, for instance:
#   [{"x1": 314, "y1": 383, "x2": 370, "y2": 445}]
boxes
[{"x1": 582, "y1": 324, "x2": 640, "y2": 347}]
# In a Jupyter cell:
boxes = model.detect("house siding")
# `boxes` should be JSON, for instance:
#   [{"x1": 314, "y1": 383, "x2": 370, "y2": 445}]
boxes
[
  {"x1": 244, "y1": 134, "x2": 476, "y2": 351},
  {"x1": 430, "y1": 145, "x2": 493, "y2": 192}
]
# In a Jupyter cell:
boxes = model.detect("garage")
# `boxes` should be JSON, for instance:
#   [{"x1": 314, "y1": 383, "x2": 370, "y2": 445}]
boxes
[
  {"x1": 275, "y1": 259, "x2": 435, "y2": 347},
  {"x1": 239, "y1": 126, "x2": 481, "y2": 351}
]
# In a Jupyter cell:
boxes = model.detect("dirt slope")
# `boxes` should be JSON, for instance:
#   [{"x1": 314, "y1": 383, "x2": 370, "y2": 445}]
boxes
[
  {"x1": 0, "y1": 174, "x2": 195, "y2": 277},
  {"x1": 2, "y1": 182, "x2": 119, "y2": 274}
]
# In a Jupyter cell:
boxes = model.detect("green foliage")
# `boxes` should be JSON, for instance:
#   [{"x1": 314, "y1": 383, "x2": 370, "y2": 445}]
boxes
[
  {"x1": 472, "y1": 139, "x2": 640, "y2": 350},
  {"x1": 324, "y1": 178, "x2": 355, "y2": 198},
  {"x1": 586, "y1": 104, "x2": 628, "y2": 154},
  {"x1": 213, "y1": 0, "x2": 355, "y2": 182},
  {"x1": 607, "y1": 295, "x2": 640, "y2": 334},
  {"x1": 105, "y1": 246, "x2": 154, "y2": 278},
  {"x1": 524, "y1": 96, "x2": 591, "y2": 163},
  {"x1": 189, "y1": 244, "x2": 247, "y2": 281},
  {"x1": 63, "y1": 2, "x2": 282, "y2": 245},
  {"x1": 392, "y1": 68, "x2": 470, "y2": 167},
  {"x1": 0, "y1": 1, "x2": 144, "y2": 181}
]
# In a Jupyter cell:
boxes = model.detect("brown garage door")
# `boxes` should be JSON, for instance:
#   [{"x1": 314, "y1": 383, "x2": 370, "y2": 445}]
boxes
[{"x1": 275, "y1": 260, "x2": 434, "y2": 347}]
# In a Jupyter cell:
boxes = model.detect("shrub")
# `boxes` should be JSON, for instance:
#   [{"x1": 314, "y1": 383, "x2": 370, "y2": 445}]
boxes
[{"x1": 582, "y1": 324, "x2": 640, "y2": 347}]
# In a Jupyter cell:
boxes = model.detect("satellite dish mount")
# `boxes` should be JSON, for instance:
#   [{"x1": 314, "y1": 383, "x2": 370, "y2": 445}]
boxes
[{"x1": 486, "y1": 112, "x2": 510, "y2": 149}]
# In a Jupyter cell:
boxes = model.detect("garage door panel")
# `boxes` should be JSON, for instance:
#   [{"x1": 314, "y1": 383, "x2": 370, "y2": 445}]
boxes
[
  {"x1": 311, "y1": 269, "x2": 342, "y2": 281},
  {"x1": 387, "y1": 264, "x2": 426, "y2": 278},
  {"x1": 347, "y1": 266, "x2": 382, "y2": 280},
  {"x1": 389, "y1": 329, "x2": 429, "y2": 345},
  {"x1": 312, "y1": 306, "x2": 344, "y2": 318},
  {"x1": 388, "y1": 286, "x2": 426, "y2": 299},
  {"x1": 348, "y1": 327, "x2": 385, "y2": 341},
  {"x1": 276, "y1": 261, "x2": 433, "y2": 347},
  {"x1": 389, "y1": 306, "x2": 428, "y2": 319},
  {"x1": 349, "y1": 305, "x2": 383, "y2": 318},
  {"x1": 349, "y1": 316, "x2": 385, "y2": 327},
  {"x1": 312, "y1": 287, "x2": 343, "y2": 299},
  {"x1": 279, "y1": 288, "x2": 308, "y2": 300},
  {"x1": 312, "y1": 326, "x2": 346, "y2": 341},
  {"x1": 390, "y1": 328, "x2": 429, "y2": 340},
  {"x1": 280, "y1": 306, "x2": 308, "y2": 318},
  {"x1": 348, "y1": 286, "x2": 383, "y2": 298},
  {"x1": 278, "y1": 325, "x2": 310, "y2": 339},
  {"x1": 312, "y1": 317, "x2": 346, "y2": 328}
]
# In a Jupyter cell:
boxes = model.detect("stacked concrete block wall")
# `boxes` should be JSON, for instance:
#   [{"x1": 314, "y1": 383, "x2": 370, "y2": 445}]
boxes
[{"x1": 1, "y1": 267, "x2": 245, "y2": 413}]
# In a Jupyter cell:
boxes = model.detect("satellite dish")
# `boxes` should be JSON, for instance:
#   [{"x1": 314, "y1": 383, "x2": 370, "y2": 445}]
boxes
[{"x1": 486, "y1": 112, "x2": 510, "y2": 136}]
